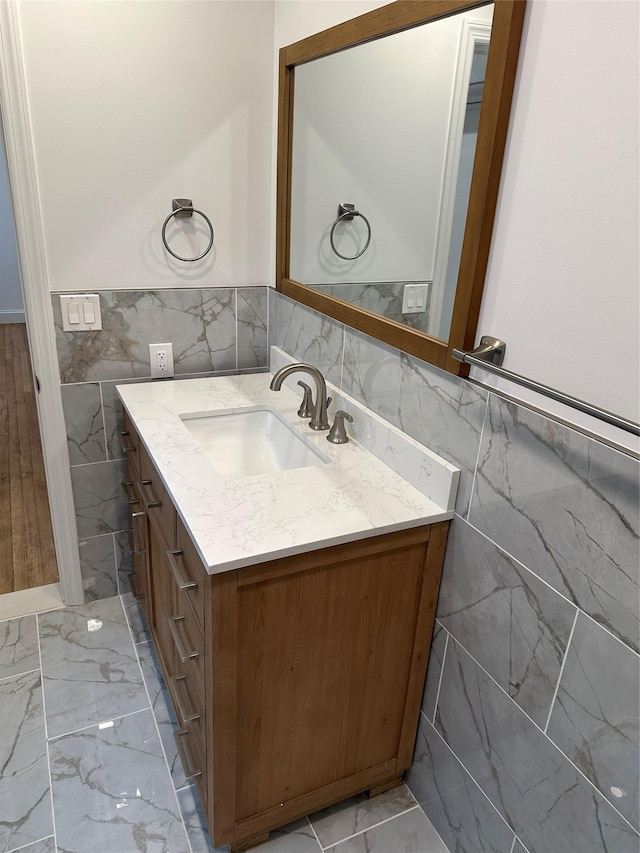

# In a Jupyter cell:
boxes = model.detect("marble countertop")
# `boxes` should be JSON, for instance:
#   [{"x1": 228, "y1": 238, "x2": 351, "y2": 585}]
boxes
[{"x1": 117, "y1": 373, "x2": 456, "y2": 574}]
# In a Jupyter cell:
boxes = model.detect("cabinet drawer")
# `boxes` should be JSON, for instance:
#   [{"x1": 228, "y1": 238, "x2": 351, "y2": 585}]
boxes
[
  {"x1": 138, "y1": 442, "x2": 176, "y2": 548},
  {"x1": 174, "y1": 726, "x2": 205, "y2": 788},
  {"x1": 170, "y1": 671, "x2": 206, "y2": 760},
  {"x1": 173, "y1": 520, "x2": 207, "y2": 634},
  {"x1": 121, "y1": 410, "x2": 141, "y2": 477},
  {"x1": 168, "y1": 609, "x2": 205, "y2": 701}
]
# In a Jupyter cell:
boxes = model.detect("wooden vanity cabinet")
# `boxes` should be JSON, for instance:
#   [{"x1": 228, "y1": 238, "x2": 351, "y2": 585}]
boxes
[{"x1": 122, "y1": 417, "x2": 449, "y2": 852}]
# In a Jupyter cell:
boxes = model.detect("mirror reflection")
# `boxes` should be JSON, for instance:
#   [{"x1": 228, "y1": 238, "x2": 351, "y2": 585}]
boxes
[{"x1": 289, "y1": 4, "x2": 493, "y2": 342}]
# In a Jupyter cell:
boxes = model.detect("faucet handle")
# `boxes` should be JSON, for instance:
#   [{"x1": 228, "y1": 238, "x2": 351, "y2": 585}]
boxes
[
  {"x1": 327, "y1": 410, "x2": 353, "y2": 444},
  {"x1": 297, "y1": 381, "x2": 313, "y2": 418}
]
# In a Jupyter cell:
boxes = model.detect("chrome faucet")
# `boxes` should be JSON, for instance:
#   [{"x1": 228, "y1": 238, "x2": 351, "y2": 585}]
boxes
[{"x1": 270, "y1": 363, "x2": 330, "y2": 430}]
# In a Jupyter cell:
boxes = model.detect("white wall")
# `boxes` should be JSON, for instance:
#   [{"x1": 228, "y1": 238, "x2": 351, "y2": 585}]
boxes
[
  {"x1": 478, "y1": 0, "x2": 639, "y2": 435},
  {"x1": 17, "y1": 0, "x2": 275, "y2": 291},
  {"x1": 0, "y1": 123, "x2": 24, "y2": 320},
  {"x1": 275, "y1": 0, "x2": 639, "y2": 442}
]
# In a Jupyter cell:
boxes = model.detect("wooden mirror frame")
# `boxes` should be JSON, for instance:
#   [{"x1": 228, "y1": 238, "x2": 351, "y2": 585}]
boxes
[{"x1": 276, "y1": 0, "x2": 526, "y2": 375}]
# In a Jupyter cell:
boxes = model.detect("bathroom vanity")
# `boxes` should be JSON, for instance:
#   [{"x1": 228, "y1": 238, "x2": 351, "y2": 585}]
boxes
[{"x1": 118, "y1": 371, "x2": 458, "y2": 851}]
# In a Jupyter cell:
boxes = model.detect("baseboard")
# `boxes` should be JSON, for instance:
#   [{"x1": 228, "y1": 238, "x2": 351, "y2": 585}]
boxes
[{"x1": 0, "y1": 309, "x2": 25, "y2": 323}]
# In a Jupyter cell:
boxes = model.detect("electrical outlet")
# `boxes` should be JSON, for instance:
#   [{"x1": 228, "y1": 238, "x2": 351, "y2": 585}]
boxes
[{"x1": 149, "y1": 343, "x2": 174, "y2": 378}]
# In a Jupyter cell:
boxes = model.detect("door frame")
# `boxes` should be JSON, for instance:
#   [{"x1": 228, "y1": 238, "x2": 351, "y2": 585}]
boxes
[{"x1": 0, "y1": 1, "x2": 83, "y2": 604}]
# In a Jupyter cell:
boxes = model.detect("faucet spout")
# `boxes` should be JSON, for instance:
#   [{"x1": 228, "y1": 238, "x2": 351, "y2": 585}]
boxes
[{"x1": 270, "y1": 363, "x2": 330, "y2": 430}]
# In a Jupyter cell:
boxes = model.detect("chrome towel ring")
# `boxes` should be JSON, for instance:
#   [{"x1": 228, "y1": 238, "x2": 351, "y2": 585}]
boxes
[
  {"x1": 329, "y1": 203, "x2": 372, "y2": 260},
  {"x1": 162, "y1": 198, "x2": 214, "y2": 262}
]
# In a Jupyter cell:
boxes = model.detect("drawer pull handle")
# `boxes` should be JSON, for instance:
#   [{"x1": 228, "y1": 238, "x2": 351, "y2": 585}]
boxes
[
  {"x1": 170, "y1": 675, "x2": 200, "y2": 724},
  {"x1": 120, "y1": 431, "x2": 136, "y2": 455},
  {"x1": 121, "y1": 481, "x2": 139, "y2": 505},
  {"x1": 131, "y1": 511, "x2": 147, "y2": 556},
  {"x1": 123, "y1": 569, "x2": 145, "y2": 601},
  {"x1": 168, "y1": 615, "x2": 199, "y2": 662},
  {"x1": 138, "y1": 479, "x2": 161, "y2": 509},
  {"x1": 166, "y1": 549, "x2": 197, "y2": 592},
  {"x1": 173, "y1": 730, "x2": 201, "y2": 780}
]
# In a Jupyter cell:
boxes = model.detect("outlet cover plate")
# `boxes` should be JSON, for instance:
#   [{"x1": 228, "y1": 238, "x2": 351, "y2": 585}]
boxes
[{"x1": 149, "y1": 343, "x2": 174, "y2": 379}]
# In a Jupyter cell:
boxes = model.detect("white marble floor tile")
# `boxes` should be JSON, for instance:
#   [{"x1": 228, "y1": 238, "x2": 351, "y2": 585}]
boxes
[
  {"x1": 39, "y1": 597, "x2": 148, "y2": 738},
  {"x1": 0, "y1": 615, "x2": 40, "y2": 679},
  {"x1": 325, "y1": 806, "x2": 450, "y2": 853},
  {"x1": 309, "y1": 784, "x2": 417, "y2": 848},
  {"x1": 0, "y1": 671, "x2": 53, "y2": 852},
  {"x1": 49, "y1": 709, "x2": 190, "y2": 853}
]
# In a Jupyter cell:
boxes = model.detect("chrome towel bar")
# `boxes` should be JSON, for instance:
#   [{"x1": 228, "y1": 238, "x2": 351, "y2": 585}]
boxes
[{"x1": 453, "y1": 337, "x2": 639, "y2": 437}]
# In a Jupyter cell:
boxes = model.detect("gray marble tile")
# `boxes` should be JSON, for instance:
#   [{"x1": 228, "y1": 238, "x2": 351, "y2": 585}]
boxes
[
  {"x1": 176, "y1": 784, "x2": 229, "y2": 852},
  {"x1": 421, "y1": 622, "x2": 447, "y2": 724},
  {"x1": 326, "y1": 807, "x2": 448, "y2": 852},
  {"x1": 137, "y1": 641, "x2": 187, "y2": 790},
  {"x1": 122, "y1": 591, "x2": 151, "y2": 645},
  {"x1": 0, "y1": 614, "x2": 39, "y2": 678},
  {"x1": 269, "y1": 291, "x2": 344, "y2": 386},
  {"x1": 39, "y1": 597, "x2": 148, "y2": 738},
  {"x1": 469, "y1": 396, "x2": 640, "y2": 653},
  {"x1": 115, "y1": 530, "x2": 134, "y2": 596},
  {"x1": 309, "y1": 783, "x2": 416, "y2": 848},
  {"x1": 547, "y1": 613, "x2": 640, "y2": 830},
  {"x1": 54, "y1": 289, "x2": 237, "y2": 383},
  {"x1": 341, "y1": 328, "x2": 487, "y2": 516},
  {"x1": 406, "y1": 713, "x2": 516, "y2": 853},
  {"x1": 237, "y1": 286, "x2": 268, "y2": 369},
  {"x1": 435, "y1": 638, "x2": 637, "y2": 853},
  {"x1": 70, "y1": 458, "x2": 128, "y2": 538},
  {"x1": 61, "y1": 382, "x2": 107, "y2": 464},
  {"x1": 0, "y1": 671, "x2": 53, "y2": 852},
  {"x1": 78, "y1": 534, "x2": 118, "y2": 602},
  {"x1": 50, "y1": 708, "x2": 190, "y2": 853},
  {"x1": 436, "y1": 518, "x2": 577, "y2": 727}
]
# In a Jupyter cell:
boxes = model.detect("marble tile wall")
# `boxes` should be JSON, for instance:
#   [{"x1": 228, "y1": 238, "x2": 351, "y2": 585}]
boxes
[
  {"x1": 269, "y1": 289, "x2": 640, "y2": 853},
  {"x1": 52, "y1": 287, "x2": 269, "y2": 601}
]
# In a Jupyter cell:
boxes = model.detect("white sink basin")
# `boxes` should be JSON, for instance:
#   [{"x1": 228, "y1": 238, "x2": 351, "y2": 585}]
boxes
[{"x1": 180, "y1": 407, "x2": 329, "y2": 478}]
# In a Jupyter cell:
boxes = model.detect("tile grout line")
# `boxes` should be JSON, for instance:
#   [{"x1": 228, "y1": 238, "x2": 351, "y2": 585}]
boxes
[
  {"x1": 465, "y1": 390, "x2": 489, "y2": 523},
  {"x1": 98, "y1": 379, "x2": 109, "y2": 462},
  {"x1": 6, "y1": 834, "x2": 56, "y2": 853},
  {"x1": 443, "y1": 634, "x2": 640, "y2": 835},
  {"x1": 431, "y1": 628, "x2": 449, "y2": 726},
  {"x1": 319, "y1": 804, "x2": 421, "y2": 851},
  {"x1": 35, "y1": 611, "x2": 58, "y2": 853},
  {"x1": 543, "y1": 609, "x2": 579, "y2": 735},
  {"x1": 0, "y1": 665, "x2": 40, "y2": 684},
  {"x1": 305, "y1": 815, "x2": 325, "y2": 852}
]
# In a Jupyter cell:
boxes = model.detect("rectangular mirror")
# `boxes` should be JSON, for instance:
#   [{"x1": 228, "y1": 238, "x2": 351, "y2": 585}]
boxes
[{"x1": 276, "y1": 0, "x2": 526, "y2": 375}]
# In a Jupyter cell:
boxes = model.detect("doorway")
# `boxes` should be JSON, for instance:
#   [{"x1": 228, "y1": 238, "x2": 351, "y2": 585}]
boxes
[{"x1": 0, "y1": 123, "x2": 59, "y2": 595}]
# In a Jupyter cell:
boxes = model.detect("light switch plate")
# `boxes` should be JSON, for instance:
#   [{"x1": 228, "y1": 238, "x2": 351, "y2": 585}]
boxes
[
  {"x1": 401, "y1": 282, "x2": 431, "y2": 315},
  {"x1": 60, "y1": 294, "x2": 102, "y2": 331}
]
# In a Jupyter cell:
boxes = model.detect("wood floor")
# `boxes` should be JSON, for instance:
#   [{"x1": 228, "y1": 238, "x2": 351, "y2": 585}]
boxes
[{"x1": 0, "y1": 323, "x2": 58, "y2": 594}]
